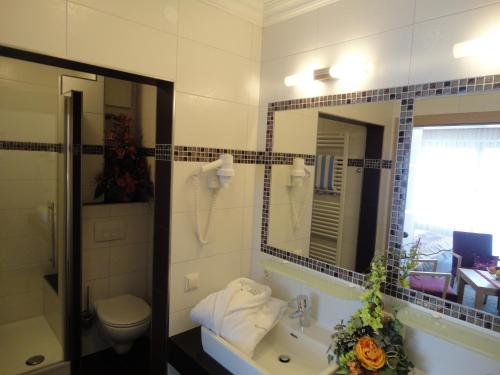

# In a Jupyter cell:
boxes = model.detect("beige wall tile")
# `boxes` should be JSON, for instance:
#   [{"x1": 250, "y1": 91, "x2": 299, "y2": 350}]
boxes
[
  {"x1": 0, "y1": 0, "x2": 66, "y2": 57},
  {"x1": 179, "y1": 0, "x2": 252, "y2": 58},
  {"x1": 71, "y1": 0, "x2": 179, "y2": 35},
  {"x1": 68, "y1": 3, "x2": 177, "y2": 80},
  {"x1": 174, "y1": 92, "x2": 248, "y2": 149},
  {"x1": 177, "y1": 37, "x2": 253, "y2": 104}
]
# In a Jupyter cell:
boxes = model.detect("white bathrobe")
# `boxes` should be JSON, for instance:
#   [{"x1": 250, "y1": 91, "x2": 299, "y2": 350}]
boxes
[{"x1": 190, "y1": 278, "x2": 287, "y2": 357}]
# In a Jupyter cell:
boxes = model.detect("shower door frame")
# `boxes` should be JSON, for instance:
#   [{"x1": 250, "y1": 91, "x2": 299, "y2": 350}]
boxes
[{"x1": 0, "y1": 45, "x2": 174, "y2": 375}]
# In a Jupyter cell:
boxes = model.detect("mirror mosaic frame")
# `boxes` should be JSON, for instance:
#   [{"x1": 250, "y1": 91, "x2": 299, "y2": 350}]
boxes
[{"x1": 260, "y1": 74, "x2": 500, "y2": 332}]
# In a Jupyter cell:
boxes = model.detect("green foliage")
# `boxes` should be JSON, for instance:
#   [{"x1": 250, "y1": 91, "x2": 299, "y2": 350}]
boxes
[
  {"x1": 329, "y1": 256, "x2": 414, "y2": 375},
  {"x1": 398, "y1": 239, "x2": 421, "y2": 288}
]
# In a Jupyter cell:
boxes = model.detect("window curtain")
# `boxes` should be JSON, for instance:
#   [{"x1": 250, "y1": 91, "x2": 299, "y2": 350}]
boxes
[{"x1": 406, "y1": 126, "x2": 500, "y2": 256}]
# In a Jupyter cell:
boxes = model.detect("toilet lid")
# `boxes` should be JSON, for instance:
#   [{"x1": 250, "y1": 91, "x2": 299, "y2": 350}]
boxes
[{"x1": 95, "y1": 294, "x2": 151, "y2": 327}]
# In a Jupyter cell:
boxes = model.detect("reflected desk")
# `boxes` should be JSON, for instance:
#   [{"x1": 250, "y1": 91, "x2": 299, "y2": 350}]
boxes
[{"x1": 457, "y1": 268, "x2": 500, "y2": 313}]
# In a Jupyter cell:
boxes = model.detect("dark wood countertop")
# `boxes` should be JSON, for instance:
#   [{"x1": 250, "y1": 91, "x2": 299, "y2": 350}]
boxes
[{"x1": 168, "y1": 327, "x2": 232, "y2": 375}]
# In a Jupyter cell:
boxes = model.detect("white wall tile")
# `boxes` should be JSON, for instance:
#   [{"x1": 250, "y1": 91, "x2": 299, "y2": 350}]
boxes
[
  {"x1": 317, "y1": 0, "x2": 415, "y2": 48},
  {"x1": 0, "y1": 79, "x2": 58, "y2": 143},
  {"x1": 109, "y1": 244, "x2": 147, "y2": 275},
  {"x1": 262, "y1": 10, "x2": 318, "y2": 61},
  {"x1": 0, "y1": 0, "x2": 66, "y2": 57},
  {"x1": 0, "y1": 266, "x2": 43, "y2": 298},
  {"x1": 137, "y1": 84, "x2": 157, "y2": 148},
  {"x1": 85, "y1": 277, "x2": 110, "y2": 307},
  {"x1": 82, "y1": 113, "x2": 104, "y2": 145},
  {"x1": 177, "y1": 37, "x2": 253, "y2": 104},
  {"x1": 242, "y1": 164, "x2": 258, "y2": 208},
  {"x1": 0, "y1": 56, "x2": 60, "y2": 88},
  {"x1": 68, "y1": 3, "x2": 177, "y2": 80},
  {"x1": 83, "y1": 248, "x2": 110, "y2": 281},
  {"x1": 0, "y1": 151, "x2": 57, "y2": 181},
  {"x1": 414, "y1": 0, "x2": 500, "y2": 23},
  {"x1": 109, "y1": 270, "x2": 148, "y2": 300},
  {"x1": 71, "y1": 0, "x2": 179, "y2": 35},
  {"x1": 246, "y1": 105, "x2": 260, "y2": 151},
  {"x1": 171, "y1": 207, "x2": 244, "y2": 263},
  {"x1": 250, "y1": 24, "x2": 263, "y2": 62},
  {"x1": 169, "y1": 307, "x2": 197, "y2": 336},
  {"x1": 179, "y1": 0, "x2": 252, "y2": 58},
  {"x1": 273, "y1": 110, "x2": 318, "y2": 154},
  {"x1": 169, "y1": 252, "x2": 241, "y2": 312},
  {"x1": 240, "y1": 250, "x2": 252, "y2": 277},
  {"x1": 410, "y1": 3, "x2": 500, "y2": 84},
  {"x1": 109, "y1": 202, "x2": 152, "y2": 217},
  {"x1": 0, "y1": 291, "x2": 43, "y2": 325},
  {"x1": 0, "y1": 180, "x2": 55, "y2": 210},
  {"x1": 174, "y1": 92, "x2": 248, "y2": 149}
]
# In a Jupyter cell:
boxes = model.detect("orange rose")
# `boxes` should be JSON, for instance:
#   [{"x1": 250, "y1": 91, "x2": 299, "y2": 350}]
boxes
[{"x1": 355, "y1": 336, "x2": 386, "y2": 371}]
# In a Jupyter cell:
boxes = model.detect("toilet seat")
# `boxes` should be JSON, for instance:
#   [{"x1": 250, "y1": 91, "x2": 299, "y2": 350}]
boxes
[{"x1": 95, "y1": 294, "x2": 151, "y2": 328}]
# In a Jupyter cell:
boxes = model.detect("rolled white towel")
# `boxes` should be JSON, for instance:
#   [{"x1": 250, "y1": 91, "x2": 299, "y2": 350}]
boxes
[{"x1": 191, "y1": 278, "x2": 287, "y2": 357}]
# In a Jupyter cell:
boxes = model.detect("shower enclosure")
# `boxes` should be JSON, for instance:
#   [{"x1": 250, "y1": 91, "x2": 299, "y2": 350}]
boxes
[
  {"x1": 0, "y1": 55, "x2": 85, "y2": 374},
  {"x1": 0, "y1": 47, "x2": 173, "y2": 375}
]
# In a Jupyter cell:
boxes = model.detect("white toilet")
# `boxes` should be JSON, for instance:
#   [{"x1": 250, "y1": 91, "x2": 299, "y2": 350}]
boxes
[{"x1": 95, "y1": 294, "x2": 151, "y2": 354}]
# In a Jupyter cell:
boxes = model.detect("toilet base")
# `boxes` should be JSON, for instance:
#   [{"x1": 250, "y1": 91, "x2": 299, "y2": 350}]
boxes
[{"x1": 112, "y1": 341, "x2": 133, "y2": 355}]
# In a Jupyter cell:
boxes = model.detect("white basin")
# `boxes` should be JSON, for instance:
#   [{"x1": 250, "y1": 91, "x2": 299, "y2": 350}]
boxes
[{"x1": 201, "y1": 312, "x2": 338, "y2": 375}]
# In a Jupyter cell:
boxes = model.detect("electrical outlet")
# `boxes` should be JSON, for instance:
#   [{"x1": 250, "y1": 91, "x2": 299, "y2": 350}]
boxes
[{"x1": 185, "y1": 273, "x2": 199, "y2": 291}]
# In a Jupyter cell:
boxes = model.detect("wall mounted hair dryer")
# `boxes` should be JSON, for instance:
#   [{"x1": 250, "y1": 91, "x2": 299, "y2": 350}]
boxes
[
  {"x1": 288, "y1": 158, "x2": 311, "y2": 230},
  {"x1": 200, "y1": 153, "x2": 235, "y2": 189},
  {"x1": 289, "y1": 157, "x2": 311, "y2": 187},
  {"x1": 193, "y1": 154, "x2": 235, "y2": 244}
]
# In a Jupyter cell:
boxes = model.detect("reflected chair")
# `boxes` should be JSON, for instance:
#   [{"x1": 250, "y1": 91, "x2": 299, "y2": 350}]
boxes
[
  {"x1": 409, "y1": 259, "x2": 458, "y2": 301},
  {"x1": 451, "y1": 231, "x2": 493, "y2": 287}
]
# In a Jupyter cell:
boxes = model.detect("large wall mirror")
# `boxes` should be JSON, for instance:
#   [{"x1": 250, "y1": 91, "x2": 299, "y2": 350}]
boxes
[
  {"x1": 0, "y1": 46, "x2": 172, "y2": 374},
  {"x1": 268, "y1": 101, "x2": 399, "y2": 273},
  {"x1": 404, "y1": 91, "x2": 500, "y2": 317},
  {"x1": 263, "y1": 79, "x2": 500, "y2": 331}
]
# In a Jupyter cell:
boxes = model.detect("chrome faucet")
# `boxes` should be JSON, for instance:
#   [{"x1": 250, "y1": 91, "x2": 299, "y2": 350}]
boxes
[{"x1": 289, "y1": 294, "x2": 311, "y2": 328}]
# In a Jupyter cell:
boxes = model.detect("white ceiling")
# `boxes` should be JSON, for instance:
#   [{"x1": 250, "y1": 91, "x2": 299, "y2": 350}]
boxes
[
  {"x1": 263, "y1": 0, "x2": 341, "y2": 26},
  {"x1": 202, "y1": 0, "x2": 342, "y2": 27}
]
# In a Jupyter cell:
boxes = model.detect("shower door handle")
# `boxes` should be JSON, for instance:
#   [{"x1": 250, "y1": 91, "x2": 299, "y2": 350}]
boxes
[{"x1": 48, "y1": 201, "x2": 56, "y2": 270}]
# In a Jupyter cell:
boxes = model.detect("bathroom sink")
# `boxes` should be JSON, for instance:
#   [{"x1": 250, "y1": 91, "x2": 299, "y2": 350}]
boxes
[{"x1": 201, "y1": 311, "x2": 338, "y2": 375}]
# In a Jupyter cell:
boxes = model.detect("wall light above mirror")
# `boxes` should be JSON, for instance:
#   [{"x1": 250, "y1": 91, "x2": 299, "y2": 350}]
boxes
[{"x1": 284, "y1": 59, "x2": 374, "y2": 87}]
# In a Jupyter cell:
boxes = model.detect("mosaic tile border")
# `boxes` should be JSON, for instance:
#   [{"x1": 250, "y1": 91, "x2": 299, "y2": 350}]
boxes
[
  {"x1": 261, "y1": 74, "x2": 500, "y2": 333},
  {"x1": 171, "y1": 145, "x2": 315, "y2": 166},
  {"x1": 0, "y1": 142, "x2": 157, "y2": 158},
  {"x1": 173, "y1": 145, "x2": 265, "y2": 164},
  {"x1": 82, "y1": 144, "x2": 104, "y2": 155},
  {"x1": 155, "y1": 144, "x2": 172, "y2": 161},
  {"x1": 347, "y1": 158, "x2": 392, "y2": 169},
  {"x1": 0, "y1": 140, "x2": 62, "y2": 153}
]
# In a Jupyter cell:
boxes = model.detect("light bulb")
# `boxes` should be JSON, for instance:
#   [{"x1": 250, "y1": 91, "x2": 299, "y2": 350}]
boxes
[
  {"x1": 453, "y1": 32, "x2": 500, "y2": 59},
  {"x1": 284, "y1": 71, "x2": 313, "y2": 87},
  {"x1": 329, "y1": 60, "x2": 373, "y2": 80}
]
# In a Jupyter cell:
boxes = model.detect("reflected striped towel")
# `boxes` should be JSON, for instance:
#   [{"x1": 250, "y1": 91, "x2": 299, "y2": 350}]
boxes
[{"x1": 315, "y1": 154, "x2": 335, "y2": 191}]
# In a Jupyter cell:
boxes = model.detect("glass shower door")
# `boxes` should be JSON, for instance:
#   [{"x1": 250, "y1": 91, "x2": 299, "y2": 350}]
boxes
[{"x1": 0, "y1": 56, "x2": 82, "y2": 375}]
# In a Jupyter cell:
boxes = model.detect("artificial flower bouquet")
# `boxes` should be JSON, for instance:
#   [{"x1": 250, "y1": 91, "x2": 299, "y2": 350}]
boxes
[
  {"x1": 328, "y1": 257, "x2": 414, "y2": 375},
  {"x1": 95, "y1": 113, "x2": 153, "y2": 203}
]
